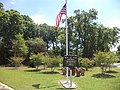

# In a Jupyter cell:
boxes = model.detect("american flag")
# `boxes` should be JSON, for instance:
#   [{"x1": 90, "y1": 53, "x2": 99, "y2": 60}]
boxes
[{"x1": 56, "y1": 3, "x2": 66, "y2": 31}]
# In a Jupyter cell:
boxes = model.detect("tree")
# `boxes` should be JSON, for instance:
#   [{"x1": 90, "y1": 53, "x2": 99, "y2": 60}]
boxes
[
  {"x1": 22, "y1": 15, "x2": 38, "y2": 40},
  {"x1": 10, "y1": 33, "x2": 28, "y2": 66},
  {"x1": 27, "y1": 38, "x2": 47, "y2": 54},
  {"x1": 38, "y1": 24, "x2": 58, "y2": 50},
  {"x1": 68, "y1": 9, "x2": 98, "y2": 58},
  {"x1": 116, "y1": 45, "x2": 120, "y2": 62},
  {"x1": 25, "y1": 38, "x2": 46, "y2": 66},
  {"x1": 38, "y1": 23, "x2": 51, "y2": 50},
  {"x1": 106, "y1": 52, "x2": 119, "y2": 71},
  {"x1": 67, "y1": 9, "x2": 119, "y2": 58},
  {"x1": 30, "y1": 53, "x2": 43, "y2": 70},
  {"x1": 45, "y1": 56, "x2": 63, "y2": 72},
  {"x1": 0, "y1": 9, "x2": 24, "y2": 64},
  {"x1": 0, "y1": 2, "x2": 4, "y2": 11},
  {"x1": 94, "y1": 51, "x2": 118, "y2": 73}
]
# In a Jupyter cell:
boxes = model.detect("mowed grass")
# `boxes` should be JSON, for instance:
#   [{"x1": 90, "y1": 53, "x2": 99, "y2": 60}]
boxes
[{"x1": 0, "y1": 67, "x2": 120, "y2": 90}]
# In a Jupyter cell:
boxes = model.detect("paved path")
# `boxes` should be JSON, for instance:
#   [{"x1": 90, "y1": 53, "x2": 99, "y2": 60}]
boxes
[
  {"x1": 112, "y1": 63, "x2": 120, "y2": 68},
  {"x1": 0, "y1": 82, "x2": 14, "y2": 90}
]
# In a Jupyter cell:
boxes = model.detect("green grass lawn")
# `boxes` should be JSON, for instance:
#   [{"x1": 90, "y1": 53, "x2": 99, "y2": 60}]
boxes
[{"x1": 0, "y1": 67, "x2": 120, "y2": 90}]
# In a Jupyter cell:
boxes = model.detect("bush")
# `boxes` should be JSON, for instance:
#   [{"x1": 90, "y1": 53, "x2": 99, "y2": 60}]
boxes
[
  {"x1": 46, "y1": 56, "x2": 63, "y2": 72},
  {"x1": 79, "y1": 57, "x2": 94, "y2": 71},
  {"x1": 10, "y1": 57, "x2": 24, "y2": 67},
  {"x1": 30, "y1": 53, "x2": 43, "y2": 70},
  {"x1": 94, "y1": 51, "x2": 118, "y2": 73}
]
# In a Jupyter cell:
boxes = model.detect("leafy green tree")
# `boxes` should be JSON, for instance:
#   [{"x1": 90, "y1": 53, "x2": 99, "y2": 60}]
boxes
[
  {"x1": 94, "y1": 51, "x2": 118, "y2": 73},
  {"x1": 30, "y1": 53, "x2": 44, "y2": 70},
  {"x1": 67, "y1": 8, "x2": 119, "y2": 58},
  {"x1": 38, "y1": 23, "x2": 50, "y2": 50},
  {"x1": 48, "y1": 56, "x2": 62, "y2": 72},
  {"x1": 105, "y1": 52, "x2": 119, "y2": 71},
  {"x1": 94, "y1": 52, "x2": 108, "y2": 73},
  {"x1": 25, "y1": 38, "x2": 46, "y2": 66},
  {"x1": 74, "y1": 9, "x2": 97, "y2": 57},
  {"x1": 12, "y1": 33, "x2": 28, "y2": 56},
  {"x1": 0, "y1": 2, "x2": 4, "y2": 11},
  {"x1": 22, "y1": 15, "x2": 38, "y2": 39},
  {"x1": 116, "y1": 45, "x2": 120, "y2": 61},
  {"x1": 38, "y1": 24, "x2": 58, "y2": 50},
  {"x1": 27, "y1": 38, "x2": 46, "y2": 54},
  {"x1": 10, "y1": 33, "x2": 28, "y2": 66},
  {"x1": 57, "y1": 28, "x2": 66, "y2": 56},
  {"x1": 0, "y1": 9, "x2": 24, "y2": 63}
]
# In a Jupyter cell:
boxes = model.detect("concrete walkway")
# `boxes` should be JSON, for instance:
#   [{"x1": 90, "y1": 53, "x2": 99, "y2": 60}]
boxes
[
  {"x1": 112, "y1": 63, "x2": 120, "y2": 68},
  {"x1": 0, "y1": 82, "x2": 14, "y2": 90}
]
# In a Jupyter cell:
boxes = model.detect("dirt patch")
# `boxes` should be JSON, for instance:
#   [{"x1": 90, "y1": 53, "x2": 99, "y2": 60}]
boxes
[{"x1": 92, "y1": 73, "x2": 116, "y2": 78}]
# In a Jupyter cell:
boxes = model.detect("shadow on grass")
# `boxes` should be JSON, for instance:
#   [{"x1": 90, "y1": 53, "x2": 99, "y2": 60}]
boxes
[
  {"x1": 92, "y1": 73, "x2": 116, "y2": 78},
  {"x1": 56, "y1": 88, "x2": 74, "y2": 90},
  {"x1": 24, "y1": 69, "x2": 41, "y2": 72},
  {"x1": 105, "y1": 71, "x2": 118, "y2": 74},
  {"x1": 41, "y1": 71, "x2": 60, "y2": 74},
  {"x1": 32, "y1": 84, "x2": 40, "y2": 89},
  {"x1": 32, "y1": 84, "x2": 58, "y2": 89}
]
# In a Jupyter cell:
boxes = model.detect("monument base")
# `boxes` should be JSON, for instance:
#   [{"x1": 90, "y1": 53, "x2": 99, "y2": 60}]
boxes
[{"x1": 59, "y1": 80, "x2": 77, "y2": 89}]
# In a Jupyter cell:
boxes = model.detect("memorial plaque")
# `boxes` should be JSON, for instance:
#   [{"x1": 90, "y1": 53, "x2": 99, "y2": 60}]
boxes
[{"x1": 63, "y1": 55, "x2": 78, "y2": 67}]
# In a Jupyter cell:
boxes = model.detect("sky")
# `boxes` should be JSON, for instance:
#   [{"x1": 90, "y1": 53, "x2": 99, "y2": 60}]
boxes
[{"x1": 0, "y1": 0, "x2": 120, "y2": 51}]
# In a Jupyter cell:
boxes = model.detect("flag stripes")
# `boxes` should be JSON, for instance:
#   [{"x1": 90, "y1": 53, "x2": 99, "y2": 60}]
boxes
[{"x1": 56, "y1": 3, "x2": 66, "y2": 31}]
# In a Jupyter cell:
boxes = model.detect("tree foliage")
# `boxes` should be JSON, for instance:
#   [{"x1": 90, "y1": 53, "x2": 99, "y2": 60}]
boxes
[
  {"x1": 10, "y1": 33, "x2": 28, "y2": 66},
  {"x1": 27, "y1": 38, "x2": 46, "y2": 54},
  {"x1": 0, "y1": 2, "x2": 120, "y2": 68},
  {"x1": 12, "y1": 33, "x2": 28, "y2": 57},
  {"x1": 45, "y1": 56, "x2": 63, "y2": 72},
  {"x1": 79, "y1": 57, "x2": 94, "y2": 71},
  {"x1": 94, "y1": 51, "x2": 118, "y2": 73},
  {"x1": 116, "y1": 45, "x2": 120, "y2": 62},
  {"x1": 30, "y1": 53, "x2": 43, "y2": 70}
]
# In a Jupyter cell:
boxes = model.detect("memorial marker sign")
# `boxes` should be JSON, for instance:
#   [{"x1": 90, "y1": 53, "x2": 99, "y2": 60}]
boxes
[{"x1": 63, "y1": 55, "x2": 78, "y2": 68}]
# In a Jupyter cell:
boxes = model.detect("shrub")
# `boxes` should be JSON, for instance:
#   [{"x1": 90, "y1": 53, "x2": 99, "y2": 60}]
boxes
[
  {"x1": 30, "y1": 53, "x2": 43, "y2": 70},
  {"x1": 79, "y1": 57, "x2": 94, "y2": 71},
  {"x1": 46, "y1": 56, "x2": 63, "y2": 72},
  {"x1": 94, "y1": 51, "x2": 118, "y2": 73},
  {"x1": 10, "y1": 57, "x2": 24, "y2": 67}
]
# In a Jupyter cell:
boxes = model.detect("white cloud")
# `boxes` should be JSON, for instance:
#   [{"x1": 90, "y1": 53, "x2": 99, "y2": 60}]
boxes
[
  {"x1": 30, "y1": 14, "x2": 55, "y2": 26},
  {"x1": 104, "y1": 18, "x2": 120, "y2": 28},
  {"x1": 10, "y1": 0, "x2": 15, "y2": 5},
  {"x1": 10, "y1": 2, "x2": 15, "y2": 5}
]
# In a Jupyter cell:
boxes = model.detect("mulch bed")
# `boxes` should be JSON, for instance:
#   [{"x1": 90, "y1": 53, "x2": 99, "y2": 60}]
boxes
[{"x1": 92, "y1": 73, "x2": 116, "y2": 78}]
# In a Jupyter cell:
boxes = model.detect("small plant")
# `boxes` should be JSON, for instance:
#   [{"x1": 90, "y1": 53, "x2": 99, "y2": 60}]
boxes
[
  {"x1": 10, "y1": 57, "x2": 24, "y2": 67},
  {"x1": 30, "y1": 53, "x2": 43, "y2": 70},
  {"x1": 79, "y1": 57, "x2": 94, "y2": 71},
  {"x1": 45, "y1": 56, "x2": 63, "y2": 72}
]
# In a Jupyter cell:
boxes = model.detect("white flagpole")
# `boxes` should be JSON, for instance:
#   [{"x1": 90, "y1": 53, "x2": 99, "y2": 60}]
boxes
[
  {"x1": 65, "y1": 0, "x2": 69, "y2": 82},
  {"x1": 65, "y1": 0, "x2": 68, "y2": 55}
]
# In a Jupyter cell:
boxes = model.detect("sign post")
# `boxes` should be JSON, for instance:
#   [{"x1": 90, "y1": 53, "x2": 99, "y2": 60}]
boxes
[
  {"x1": 70, "y1": 69, "x2": 72, "y2": 87},
  {"x1": 60, "y1": 55, "x2": 78, "y2": 88}
]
